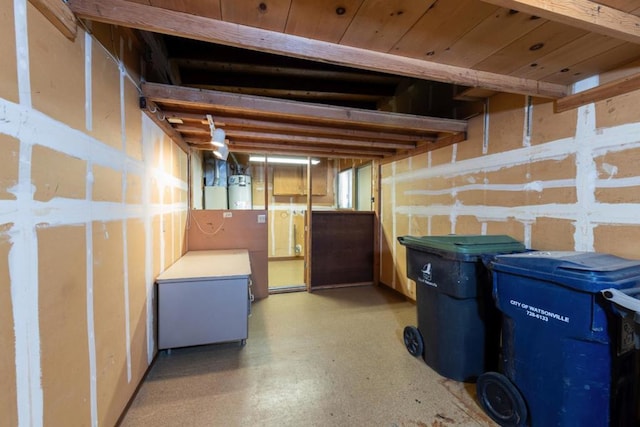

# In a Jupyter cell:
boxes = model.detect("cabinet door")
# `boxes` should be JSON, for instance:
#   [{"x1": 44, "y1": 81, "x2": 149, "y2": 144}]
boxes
[
  {"x1": 309, "y1": 160, "x2": 328, "y2": 196},
  {"x1": 157, "y1": 278, "x2": 248, "y2": 349},
  {"x1": 273, "y1": 162, "x2": 328, "y2": 196},
  {"x1": 273, "y1": 165, "x2": 304, "y2": 195}
]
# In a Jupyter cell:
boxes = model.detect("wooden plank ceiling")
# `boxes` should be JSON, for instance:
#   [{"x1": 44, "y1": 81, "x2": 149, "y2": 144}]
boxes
[{"x1": 64, "y1": 0, "x2": 640, "y2": 159}]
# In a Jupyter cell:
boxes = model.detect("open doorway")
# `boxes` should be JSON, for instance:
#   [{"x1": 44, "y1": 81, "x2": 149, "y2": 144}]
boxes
[
  {"x1": 264, "y1": 157, "x2": 332, "y2": 294},
  {"x1": 263, "y1": 157, "x2": 374, "y2": 293},
  {"x1": 267, "y1": 207, "x2": 306, "y2": 294}
]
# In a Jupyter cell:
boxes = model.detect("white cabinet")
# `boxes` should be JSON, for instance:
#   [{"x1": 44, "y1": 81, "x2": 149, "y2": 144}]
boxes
[{"x1": 156, "y1": 249, "x2": 252, "y2": 350}]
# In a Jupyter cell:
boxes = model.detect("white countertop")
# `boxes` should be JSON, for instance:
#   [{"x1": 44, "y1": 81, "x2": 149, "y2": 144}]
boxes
[{"x1": 156, "y1": 249, "x2": 251, "y2": 282}]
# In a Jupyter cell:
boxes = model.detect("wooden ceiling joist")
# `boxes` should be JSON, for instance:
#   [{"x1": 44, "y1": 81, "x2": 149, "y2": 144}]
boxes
[
  {"x1": 173, "y1": 124, "x2": 425, "y2": 148},
  {"x1": 30, "y1": 0, "x2": 77, "y2": 40},
  {"x1": 165, "y1": 113, "x2": 436, "y2": 143},
  {"x1": 171, "y1": 59, "x2": 403, "y2": 85},
  {"x1": 555, "y1": 72, "x2": 640, "y2": 112},
  {"x1": 223, "y1": 119, "x2": 433, "y2": 143},
  {"x1": 481, "y1": 0, "x2": 640, "y2": 45},
  {"x1": 67, "y1": 0, "x2": 568, "y2": 98},
  {"x1": 225, "y1": 143, "x2": 391, "y2": 159},
  {"x1": 173, "y1": 125, "x2": 208, "y2": 135},
  {"x1": 184, "y1": 85, "x2": 386, "y2": 103},
  {"x1": 211, "y1": 150, "x2": 384, "y2": 160},
  {"x1": 222, "y1": 131, "x2": 417, "y2": 150},
  {"x1": 141, "y1": 82, "x2": 467, "y2": 134}
]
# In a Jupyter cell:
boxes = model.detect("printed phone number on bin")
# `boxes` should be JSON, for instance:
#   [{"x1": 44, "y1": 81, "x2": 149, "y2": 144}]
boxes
[{"x1": 510, "y1": 299, "x2": 570, "y2": 323}]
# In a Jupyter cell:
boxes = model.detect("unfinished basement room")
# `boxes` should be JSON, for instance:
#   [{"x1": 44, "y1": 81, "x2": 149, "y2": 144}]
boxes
[{"x1": 2, "y1": 1, "x2": 640, "y2": 426}]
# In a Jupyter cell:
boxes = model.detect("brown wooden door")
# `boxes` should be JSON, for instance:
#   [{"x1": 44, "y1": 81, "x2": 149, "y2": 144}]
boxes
[{"x1": 310, "y1": 211, "x2": 374, "y2": 288}]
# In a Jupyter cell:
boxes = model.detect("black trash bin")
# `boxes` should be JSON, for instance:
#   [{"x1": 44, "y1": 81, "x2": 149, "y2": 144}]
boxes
[
  {"x1": 477, "y1": 251, "x2": 640, "y2": 427},
  {"x1": 398, "y1": 234, "x2": 525, "y2": 382}
]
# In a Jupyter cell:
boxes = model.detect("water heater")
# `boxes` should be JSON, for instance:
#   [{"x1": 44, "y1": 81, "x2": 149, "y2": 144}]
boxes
[{"x1": 228, "y1": 175, "x2": 252, "y2": 210}]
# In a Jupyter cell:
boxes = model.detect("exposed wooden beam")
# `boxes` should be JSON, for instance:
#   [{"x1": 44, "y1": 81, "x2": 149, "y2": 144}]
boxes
[
  {"x1": 195, "y1": 146, "x2": 384, "y2": 160},
  {"x1": 141, "y1": 83, "x2": 467, "y2": 134},
  {"x1": 222, "y1": 118, "x2": 433, "y2": 143},
  {"x1": 223, "y1": 131, "x2": 417, "y2": 150},
  {"x1": 454, "y1": 86, "x2": 498, "y2": 102},
  {"x1": 555, "y1": 72, "x2": 640, "y2": 112},
  {"x1": 173, "y1": 125, "x2": 209, "y2": 135},
  {"x1": 165, "y1": 112, "x2": 437, "y2": 142},
  {"x1": 177, "y1": 129, "x2": 417, "y2": 150},
  {"x1": 172, "y1": 59, "x2": 403, "y2": 85},
  {"x1": 225, "y1": 142, "x2": 390, "y2": 159},
  {"x1": 481, "y1": 0, "x2": 640, "y2": 44},
  {"x1": 30, "y1": 0, "x2": 77, "y2": 40},
  {"x1": 67, "y1": 0, "x2": 568, "y2": 98},
  {"x1": 175, "y1": 124, "x2": 419, "y2": 148},
  {"x1": 185, "y1": 84, "x2": 385, "y2": 103},
  {"x1": 185, "y1": 135, "x2": 403, "y2": 153}
]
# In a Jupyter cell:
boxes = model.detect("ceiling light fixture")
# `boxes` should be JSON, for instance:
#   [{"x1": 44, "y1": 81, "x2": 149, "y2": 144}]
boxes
[
  {"x1": 213, "y1": 144, "x2": 229, "y2": 161},
  {"x1": 206, "y1": 114, "x2": 226, "y2": 147},
  {"x1": 249, "y1": 156, "x2": 320, "y2": 165},
  {"x1": 212, "y1": 128, "x2": 226, "y2": 147}
]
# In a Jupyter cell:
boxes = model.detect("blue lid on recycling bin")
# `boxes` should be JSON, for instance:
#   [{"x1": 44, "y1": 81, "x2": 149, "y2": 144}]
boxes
[{"x1": 491, "y1": 251, "x2": 640, "y2": 292}]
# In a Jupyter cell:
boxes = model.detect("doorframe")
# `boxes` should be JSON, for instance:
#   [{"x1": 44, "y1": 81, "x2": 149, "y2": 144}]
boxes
[{"x1": 305, "y1": 156, "x2": 313, "y2": 292}]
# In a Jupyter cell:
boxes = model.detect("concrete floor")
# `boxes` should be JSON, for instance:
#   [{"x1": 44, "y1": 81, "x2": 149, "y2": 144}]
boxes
[{"x1": 120, "y1": 285, "x2": 496, "y2": 427}]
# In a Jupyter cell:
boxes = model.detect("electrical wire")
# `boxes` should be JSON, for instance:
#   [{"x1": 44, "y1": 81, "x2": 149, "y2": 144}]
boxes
[{"x1": 187, "y1": 210, "x2": 226, "y2": 236}]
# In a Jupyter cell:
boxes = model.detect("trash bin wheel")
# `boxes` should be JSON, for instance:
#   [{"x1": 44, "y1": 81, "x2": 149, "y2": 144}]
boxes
[
  {"x1": 403, "y1": 326, "x2": 423, "y2": 357},
  {"x1": 477, "y1": 372, "x2": 528, "y2": 427}
]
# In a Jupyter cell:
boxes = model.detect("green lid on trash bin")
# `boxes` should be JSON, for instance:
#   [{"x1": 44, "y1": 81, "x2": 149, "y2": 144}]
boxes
[{"x1": 398, "y1": 234, "x2": 525, "y2": 258}]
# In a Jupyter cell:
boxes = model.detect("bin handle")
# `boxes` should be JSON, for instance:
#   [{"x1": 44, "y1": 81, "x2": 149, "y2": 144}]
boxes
[{"x1": 601, "y1": 288, "x2": 640, "y2": 323}]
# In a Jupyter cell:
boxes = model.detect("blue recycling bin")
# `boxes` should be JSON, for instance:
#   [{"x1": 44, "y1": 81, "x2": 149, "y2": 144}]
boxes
[
  {"x1": 478, "y1": 251, "x2": 640, "y2": 427},
  {"x1": 398, "y1": 235, "x2": 525, "y2": 382}
]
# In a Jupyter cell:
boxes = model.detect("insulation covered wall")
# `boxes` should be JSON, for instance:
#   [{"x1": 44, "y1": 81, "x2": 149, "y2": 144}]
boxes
[
  {"x1": 381, "y1": 76, "x2": 640, "y2": 300},
  {"x1": 0, "y1": 1, "x2": 188, "y2": 425}
]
